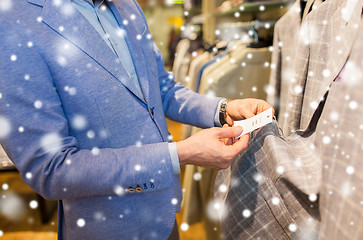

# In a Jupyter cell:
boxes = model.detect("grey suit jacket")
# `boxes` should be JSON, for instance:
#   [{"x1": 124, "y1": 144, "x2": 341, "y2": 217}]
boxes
[
  {"x1": 215, "y1": 1, "x2": 363, "y2": 239},
  {"x1": 284, "y1": 0, "x2": 361, "y2": 134},
  {"x1": 268, "y1": 0, "x2": 323, "y2": 134}
]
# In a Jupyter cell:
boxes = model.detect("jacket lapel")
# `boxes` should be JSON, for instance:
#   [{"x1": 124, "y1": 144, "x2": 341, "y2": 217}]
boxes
[
  {"x1": 27, "y1": 0, "x2": 146, "y2": 103},
  {"x1": 298, "y1": 0, "x2": 361, "y2": 130},
  {"x1": 311, "y1": 0, "x2": 361, "y2": 110},
  {"x1": 108, "y1": 0, "x2": 150, "y2": 104}
]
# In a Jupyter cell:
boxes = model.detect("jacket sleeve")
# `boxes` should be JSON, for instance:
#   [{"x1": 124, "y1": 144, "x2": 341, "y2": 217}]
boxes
[
  {"x1": 0, "y1": 24, "x2": 175, "y2": 200},
  {"x1": 155, "y1": 43, "x2": 222, "y2": 128},
  {"x1": 131, "y1": 0, "x2": 222, "y2": 128}
]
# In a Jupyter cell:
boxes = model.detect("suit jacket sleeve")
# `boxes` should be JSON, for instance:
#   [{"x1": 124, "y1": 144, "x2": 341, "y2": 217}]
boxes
[
  {"x1": 154, "y1": 43, "x2": 222, "y2": 128},
  {"x1": 0, "y1": 24, "x2": 176, "y2": 200},
  {"x1": 130, "y1": 0, "x2": 222, "y2": 128}
]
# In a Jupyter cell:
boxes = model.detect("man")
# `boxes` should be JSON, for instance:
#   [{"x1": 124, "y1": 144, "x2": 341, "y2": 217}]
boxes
[{"x1": 0, "y1": 0, "x2": 271, "y2": 239}]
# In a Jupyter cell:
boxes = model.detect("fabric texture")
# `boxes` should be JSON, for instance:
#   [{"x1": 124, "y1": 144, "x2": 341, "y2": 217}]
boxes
[
  {"x1": 182, "y1": 42, "x2": 272, "y2": 240},
  {"x1": 0, "y1": 0, "x2": 222, "y2": 239},
  {"x1": 283, "y1": 0, "x2": 360, "y2": 134},
  {"x1": 215, "y1": 1, "x2": 363, "y2": 239},
  {"x1": 267, "y1": 0, "x2": 324, "y2": 134}
]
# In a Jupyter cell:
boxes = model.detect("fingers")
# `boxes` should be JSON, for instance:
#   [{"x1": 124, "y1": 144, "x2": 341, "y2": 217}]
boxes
[
  {"x1": 257, "y1": 101, "x2": 273, "y2": 115},
  {"x1": 229, "y1": 133, "x2": 250, "y2": 154},
  {"x1": 221, "y1": 124, "x2": 229, "y2": 145},
  {"x1": 215, "y1": 126, "x2": 243, "y2": 138}
]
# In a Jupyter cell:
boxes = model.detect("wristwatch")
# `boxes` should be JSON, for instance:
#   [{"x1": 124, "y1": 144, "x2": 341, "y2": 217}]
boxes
[{"x1": 219, "y1": 99, "x2": 229, "y2": 126}]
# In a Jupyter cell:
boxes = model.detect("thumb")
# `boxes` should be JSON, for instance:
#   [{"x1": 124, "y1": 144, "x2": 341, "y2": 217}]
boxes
[
  {"x1": 229, "y1": 133, "x2": 250, "y2": 154},
  {"x1": 216, "y1": 126, "x2": 243, "y2": 138}
]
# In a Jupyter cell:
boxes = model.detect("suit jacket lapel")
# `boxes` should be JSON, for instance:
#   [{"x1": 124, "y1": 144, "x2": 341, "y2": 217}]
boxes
[
  {"x1": 310, "y1": 0, "x2": 361, "y2": 110},
  {"x1": 299, "y1": 0, "x2": 361, "y2": 130},
  {"x1": 28, "y1": 0, "x2": 146, "y2": 103},
  {"x1": 108, "y1": 0, "x2": 150, "y2": 104}
]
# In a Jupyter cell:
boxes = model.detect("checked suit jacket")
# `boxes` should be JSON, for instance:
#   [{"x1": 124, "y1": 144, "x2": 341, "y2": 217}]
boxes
[
  {"x1": 0, "y1": 0, "x2": 222, "y2": 239},
  {"x1": 215, "y1": 1, "x2": 363, "y2": 239}
]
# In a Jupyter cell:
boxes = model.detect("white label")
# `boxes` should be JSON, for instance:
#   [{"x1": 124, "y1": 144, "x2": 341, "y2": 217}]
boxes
[{"x1": 234, "y1": 108, "x2": 273, "y2": 138}]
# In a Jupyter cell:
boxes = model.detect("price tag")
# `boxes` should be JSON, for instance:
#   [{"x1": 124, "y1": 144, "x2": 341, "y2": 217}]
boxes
[{"x1": 234, "y1": 108, "x2": 273, "y2": 138}]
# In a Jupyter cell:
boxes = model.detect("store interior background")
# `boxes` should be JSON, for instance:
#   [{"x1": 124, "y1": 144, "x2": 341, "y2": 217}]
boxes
[{"x1": 0, "y1": 0, "x2": 293, "y2": 239}]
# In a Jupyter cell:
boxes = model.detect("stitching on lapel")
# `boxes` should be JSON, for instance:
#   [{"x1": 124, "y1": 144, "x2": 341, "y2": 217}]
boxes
[{"x1": 27, "y1": 0, "x2": 45, "y2": 7}]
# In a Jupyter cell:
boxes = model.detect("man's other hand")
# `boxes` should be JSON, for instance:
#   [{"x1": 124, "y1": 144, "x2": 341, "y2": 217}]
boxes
[
  {"x1": 176, "y1": 126, "x2": 249, "y2": 170},
  {"x1": 225, "y1": 98, "x2": 273, "y2": 126}
]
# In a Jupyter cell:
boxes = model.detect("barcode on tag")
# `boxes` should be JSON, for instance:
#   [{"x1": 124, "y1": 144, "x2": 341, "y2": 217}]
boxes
[{"x1": 234, "y1": 108, "x2": 273, "y2": 138}]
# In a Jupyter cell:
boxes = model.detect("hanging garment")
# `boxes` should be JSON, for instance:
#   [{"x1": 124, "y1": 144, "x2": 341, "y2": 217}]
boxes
[
  {"x1": 182, "y1": 42, "x2": 272, "y2": 240},
  {"x1": 181, "y1": 51, "x2": 212, "y2": 140},
  {"x1": 215, "y1": 1, "x2": 363, "y2": 239},
  {"x1": 172, "y1": 39, "x2": 191, "y2": 84},
  {"x1": 199, "y1": 46, "x2": 271, "y2": 100},
  {"x1": 268, "y1": 0, "x2": 323, "y2": 134},
  {"x1": 283, "y1": 0, "x2": 359, "y2": 134}
]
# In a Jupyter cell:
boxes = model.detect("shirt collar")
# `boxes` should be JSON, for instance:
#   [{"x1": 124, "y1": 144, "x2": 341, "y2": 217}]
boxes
[{"x1": 72, "y1": 0, "x2": 104, "y2": 8}]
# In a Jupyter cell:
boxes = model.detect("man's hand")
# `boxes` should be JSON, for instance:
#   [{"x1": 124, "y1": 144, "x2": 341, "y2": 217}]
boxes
[
  {"x1": 176, "y1": 126, "x2": 249, "y2": 170},
  {"x1": 225, "y1": 98, "x2": 273, "y2": 126}
]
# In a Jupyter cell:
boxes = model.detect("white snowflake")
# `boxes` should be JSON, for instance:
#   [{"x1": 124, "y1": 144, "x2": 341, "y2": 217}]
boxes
[
  {"x1": 180, "y1": 223, "x2": 189, "y2": 231},
  {"x1": 114, "y1": 185, "x2": 124, "y2": 196},
  {"x1": 77, "y1": 218, "x2": 86, "y2": 227},
  {"x1": 26, "y1": 172, "x2": 32, "y2": 179},
  {"x1": 349, "y1": 101, "x2": 358, "y2": 110},
  {"x1": 193, "y1": 172, "x2": 202, "y2": 181},
  {"x1": 91, "y1": 147, "x2": 100, "y2": 156},
  {"x1": 322, "y1": 136, "x2": 331, "y2": 144},
  {"x1": 71, "y1": 115, "x2": 87, "y2": 130},
  {"x1": 329, "y1": 111, "x2": 340, "y2": 121},
  {"x1": 61, "y1": 3, "x2": 75, "y2": 16},
  {"x1": 218, "y1": 184, "x2": 228, "y2": 193},
  {"x1": 242, "y1": 209, "x2": 251, "y2": 218},
  {"x1": 57, "y1": 56, "x2": 67, "y2": 66},
  {"x1": 53, "y1": 0, "x2": 62, "y2": 7},
  {"x1": 309, "y1": 194, "x2": 317, "y2": 202},
  {"x1": 40, "y1": 132, "x2": 63, "y2": 154},
  {"x1": 135, "y1": 141, "x2": 142, "y2": 148},
  {"x1": 271, "y1": 197, "x2": 280, "y2": 205},
  {"x1": 10, "y1": 55, "x2": 17, "y2": 61},
  {"x1": 29, "y1": 200, "x2": 38, "y2": 209},
  {"x1": 134, "y1": 164, "x2": 141, "y2": 171},
  {"x1": 288, "y1": 223, "x2": 297, "y2": 232},
  {"x1": 2, "y1": 183, "x2": 8, "y2": 190},
  {"x1": 0, "y1": 116, "x2": 11, "y2": 138},
  {"x1": 34, "y1": 100, "x2": 43, "y2": 109},
  {"x1": 0, "y1": 0, "x2": 12, "y2": 12},
  {"x1": 0, "y1": 194, "x2": 26, "y2": 221},
  {"x1": 346, "y1": 166, "x2": 355, "y2": 175},
  {"x1": 276, "y1": 166, "x2": 285, "y2": 174},
  {"x1": 206, "y1": 200, "x2": 225, "y2": 221},
  {"x1": 87, "y1": 130, "x2": 95, "y2": 139}
]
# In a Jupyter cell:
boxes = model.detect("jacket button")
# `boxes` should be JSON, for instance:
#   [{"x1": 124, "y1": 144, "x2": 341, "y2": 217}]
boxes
[
  {"x1": 128, "y1": 187, "x2": 135, "y2": 193},
  {"x1": 136, "y1": 187, "x2": 143, "y2": 192}
]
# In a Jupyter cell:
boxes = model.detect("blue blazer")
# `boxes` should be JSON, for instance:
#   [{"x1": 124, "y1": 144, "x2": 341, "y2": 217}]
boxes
[{"x1": 0, "y1": 0, "x2": 221, "y2": 239}]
